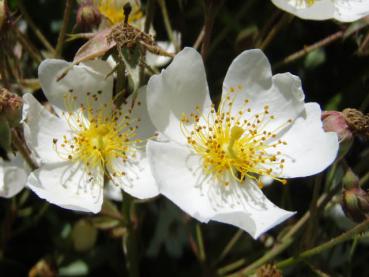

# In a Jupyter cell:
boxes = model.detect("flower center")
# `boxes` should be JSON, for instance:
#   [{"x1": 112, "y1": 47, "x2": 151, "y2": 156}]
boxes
[
  {"x1": 52, "y1": 91, "x2": 141, "y2": 179},
  {"x1": 97, "y1": 0, "x2": 143, "y2": 25},
  {"x1": 180, "y1": 86, "x2": 292, "y2": 187}
]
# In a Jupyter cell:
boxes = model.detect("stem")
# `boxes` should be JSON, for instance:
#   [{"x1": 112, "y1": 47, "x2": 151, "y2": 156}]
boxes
[
  {"x1": 196, "y1": 224, "x2": 206, "y2": 263},
  {"x1": 55, "y1": 0, "x2": 73, "y2": 58},
  {"x1": 193, "y1": 26, "x2": 205, "y2": 50},
  {"x1": 121, "y1": 191, "x2": 139, "y2": 277},
  {"x1": 17, "y1": 1, "x2": 55, "y2": 54},
  {"x1": 11, "y1": 129, "x2": 37, "y2": 170},
  {"x1": 157, "y1": 0, "x2": 178, "y2": 51},
  {"x1": 201, "y1": 0, "x2": 224, "y2": 61},
  {"x1": 257, "y1": 14, "x2": 293, "y2": 50},
  {"x1": 216, "y1": 229, "x2": 243, "y2": 264},
  {"x1": 209, "y1": 0, "x2": 256, "y2": 55},
  {"x1": 144, "y1": 0, "x2": 155, "y2": 34},
  {"x1": 273, "y1": 30, "x2": 343, "y2": 69},
  {"x1": 14, "y1": 28, "x2": 42, "y2": 64},
  {"x1": 276, "y1": 219, "x2": 369, "y2": 269}
]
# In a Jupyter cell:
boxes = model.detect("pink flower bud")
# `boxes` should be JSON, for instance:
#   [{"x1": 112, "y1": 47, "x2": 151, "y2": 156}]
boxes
[{"x1": 322, "y1": 111, "x2": 353, "y2": 142}]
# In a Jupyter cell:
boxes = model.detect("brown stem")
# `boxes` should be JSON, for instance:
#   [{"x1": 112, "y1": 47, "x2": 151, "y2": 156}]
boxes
[{"x1": 55, "y1": 0, "x2": 73, "y2": 58}]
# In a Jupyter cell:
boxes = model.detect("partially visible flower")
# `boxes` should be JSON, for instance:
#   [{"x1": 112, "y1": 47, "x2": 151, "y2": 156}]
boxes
[
  {"x1": 146, "y1": 47, "x2": 338, "y2": 238},
  {"x1": 95, "y1": 0, "x2": 143, "y2": 26},
  {"x1": 271, "y1": 0, "x2": 369, "y2": 22},
  {"x1": 0, "y1": 153, "x2": 28, "y2": 198},
  {"x1": 76, "y1": 0, "x2": 101, "y2": 30},
  {"x1": 23, "y1": 59, "x2": 158, "y2": 213}
]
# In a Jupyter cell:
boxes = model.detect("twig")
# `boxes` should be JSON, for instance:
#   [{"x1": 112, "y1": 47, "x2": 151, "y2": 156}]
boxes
[
  {"x1": 193, "y1": 25, "x2": 205, "y2": 50},
  {"x1": 208, "y1": 0, "x2": 256, "y2": 55},
  {"x1": 14, "y1": 27, "x2": 42, "y2": 64},
  {"x1": 11, "y1": 129, "x2": 37, "y2": 170},
  {"x1": 196, "y1": 224, "x2": 206, "y2": 263},
  {"x1": 201, "y1": 0, "x2": 224, "y2": 61},
  {"x1": 273, "y1": 30, "x2": 344, "y2": 69},
  {"x1": 17, "y1": 1, "x2": 55, "y2": 54},
  {"x1": 55, "y1": 0, "x2": 73, "y2": 58},
  {"x1": 157, "y1": 0, "x2": 178, "y2": 51},
  {"x1": 215, "y1": 229, "x2": 243, "y2": 265},
  {"x1": 276, "y1": 218, "x2": 369, "y2": 269}
]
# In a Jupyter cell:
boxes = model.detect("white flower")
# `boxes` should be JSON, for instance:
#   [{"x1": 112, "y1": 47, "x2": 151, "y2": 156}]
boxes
[
  {"x1": 146, "y1": 47, "x2": 339, "y2": 238},
  {"x1": 271, "y1": 0, "x2": 369, "y2": 22},
  {"x1": 23, "y1": 59, "x2": 158, "y2": 213},
  {"x1": 0, "y1": 153, "x2": 28, "y2": 198}
]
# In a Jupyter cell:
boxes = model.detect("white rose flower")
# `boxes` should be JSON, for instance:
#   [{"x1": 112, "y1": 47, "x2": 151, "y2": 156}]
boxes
[
  {"x1": 146, "y1": 47, "x2": 339, "y2": 239},
  {"x1": 271, "y1": 0, "x2": 369, "y2": 22},
  {"x1": 0, "y1": 153, "x2": 28, "y2": 198},
  {"x1": 23, "y1": 59, "x2": 158, "y2": 213}
]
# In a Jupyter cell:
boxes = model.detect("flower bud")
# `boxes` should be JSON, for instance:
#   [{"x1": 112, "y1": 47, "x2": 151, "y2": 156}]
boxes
[
  {"x1": 342, "y1": 167, "x2": 360, "y2": 190},
  {"x1": 322, "y1": 111, "x2": 352, "y2": 141},
  {"x1": 342, "y1": 187, "x2": 369, "y2": 222},
  {"x1": 76, "y1": 0, "x2": 101, "y2": 30},
  {"x1": 0, "y1": 88, "x2": 22, "y2": 127}
]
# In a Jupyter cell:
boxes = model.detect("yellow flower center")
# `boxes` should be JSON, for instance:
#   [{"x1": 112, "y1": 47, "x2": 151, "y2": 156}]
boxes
[
  {"x1": 52, "y1": 90, "x2": 141, "y2": 179},
  {"x1": 96, "y1": 0, "x2": 144, "y2": 25},
  {"x1": 180, "y1": 86, "x2": 292, "y2": 188}
]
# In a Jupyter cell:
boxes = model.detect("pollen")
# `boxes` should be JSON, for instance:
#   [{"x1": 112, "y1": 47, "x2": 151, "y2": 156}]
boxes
[
  {"x1": 180, "y1": 86, "x2": 292, "y2": 186},
  {"x1": 287, "y1": 0, "x2": 316, "y2": 8},
  {"x1": 52, "y1": 91, "x2": 142, "y2": 180}
]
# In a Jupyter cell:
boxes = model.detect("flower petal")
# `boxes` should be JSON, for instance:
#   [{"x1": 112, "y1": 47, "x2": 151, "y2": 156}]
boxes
[
  {"x1": 108, "y1": 151, "x2": 159, "y2": 200},
  {"x1": 211, "y1": 180, "x2": 294, "y2": 239},
  {"x1": 147, "y1": 47, "x2": 212, "y2": 144},
  {"x1": 334, "y1": 1, "x2": 369, "y2": 22},
  {"x1": 0, "y1": 155, "x2": 27, "y2": 198},
  {"x1": 121, "y1": 86, "x2": 157, "y2": 140},
  {"x1": 277, "y1": 103, "x2": 338, "y2": 178},
  {"x1": 27, "y1": 161, "x2": 104, "y2": 213},
  {"x1": 223, "y1": 50, "x2": 305, "y2": 128},
  {"x1": 271, "y1": 0, "x2": 335, "y2": 21},
  {"x1": 38, "y1": 59, "x2": 114, "y2": 115},
  {"x1": 147, "y1": 140, "x2": 215, "y2": 221},
  {"x1": 147, "y1": 140, "x2": 294, "y2": 238},
  {"x1": 22, "y1": 93, "x2": 70, "y2": 164}
]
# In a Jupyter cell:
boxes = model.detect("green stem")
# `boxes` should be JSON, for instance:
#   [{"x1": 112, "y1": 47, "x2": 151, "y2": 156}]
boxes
[
  {"x1": 276, "y1": 219, "x2": 369, "y2": 269},
  {"x1": 196, "y1": 224, "x2": 206, "y2": 263},
  {"x1": 216, "y1": 229, "x2": 243, "y2": 265},
  {"x1": 55, "y1": 0, "x2": 73, "y2": 58},
  {"x1": 121, "y1": 191, "x2": 139, "y2": 277}
]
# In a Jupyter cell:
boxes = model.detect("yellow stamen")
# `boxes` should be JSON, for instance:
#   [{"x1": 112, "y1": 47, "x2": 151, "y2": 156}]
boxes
[{"x1": 180, "y1": 85, "x2": 292, "y2": 186}]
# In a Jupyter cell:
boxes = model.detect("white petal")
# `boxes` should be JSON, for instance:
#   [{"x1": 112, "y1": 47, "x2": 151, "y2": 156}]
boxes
[
  {"x1": 121, "y1": 86, "x2": 157, "y2": 139},
  {"x1": 27, "y1": 161, "x2": 104, "y2": 213},
  {"x1": 271, "y1": 0, "x2": 335, "y2": 20},
  {"x1": 147, "y1": 140, "x2": 215, "y2": 221},
  {"x1": 146, "y1": 41, "x2": 175, "y2": 67},
  {"x1": 211, "y1": 181, "x2": 294, "y2": 239},
  {"x1": 22, "y1": 93, "x2": 70, "y2": 164},
  {"x1": 38, "y1": 59, "x2": 114, "y2": 115},
  {"x1": 147, "y1": 140, "x2": 294, "y2": 238},
  {"x1": 276, "y1": 102, "x2": 338, "y2": 178},
  {"x1": 223, "y1": 50, "x2": 305, "y2": 128},
  {"x1": 147, "y1": 47, "x2": 212, "y2": 144},
  {"x1": 104, "y1": 180, "x2": 123, "y2": 201},
  {"x1": 0, "y1": 155, "x2": 28, "y2": 198},
  {"x1": 334, "y1": 0, "x2": 369, "y2": 22},
  {"x1": 108, "y1": 151, "x2": 159, "y2": 200}
]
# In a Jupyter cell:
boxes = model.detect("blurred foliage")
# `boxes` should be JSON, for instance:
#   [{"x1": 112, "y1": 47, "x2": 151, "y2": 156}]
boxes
[{"x1": 1, "y1": 0, "x2": 369, "y2": 276}]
